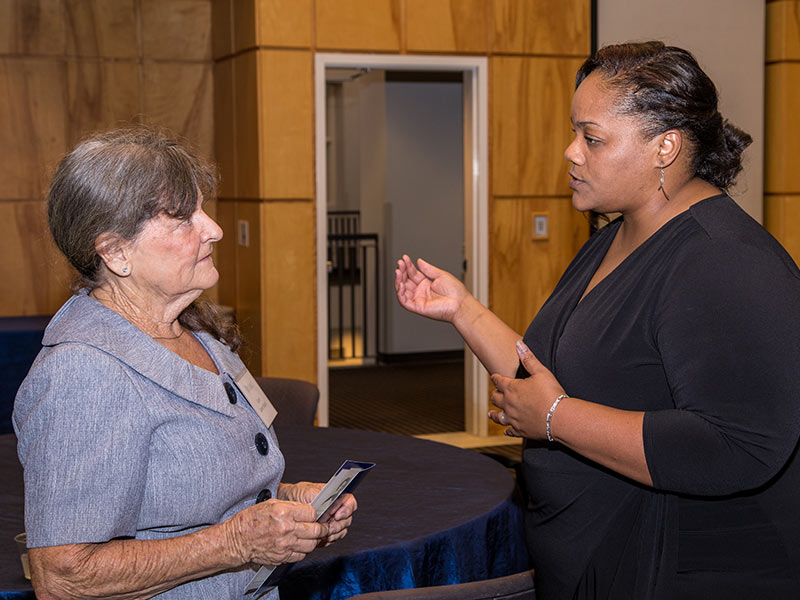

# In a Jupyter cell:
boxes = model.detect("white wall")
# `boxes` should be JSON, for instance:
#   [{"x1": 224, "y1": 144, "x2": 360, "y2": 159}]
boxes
[
  {"x1": 597, "y1": 0, "x2": 765, "y2": 221},
  {"x1": 384, "y1": 80, "x2": 465, "y2": 354},
  {"x1": 326, "y1": 73, "x2": 465, "y2": 356}
]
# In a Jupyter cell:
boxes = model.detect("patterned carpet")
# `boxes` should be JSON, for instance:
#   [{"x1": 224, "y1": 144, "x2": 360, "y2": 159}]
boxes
[
  {"x1": 329, "y1": 360, "x2": 465, "y2": 434},
  {"x1": 328, "y1": 359, "x2": 522, "y2": 466}
]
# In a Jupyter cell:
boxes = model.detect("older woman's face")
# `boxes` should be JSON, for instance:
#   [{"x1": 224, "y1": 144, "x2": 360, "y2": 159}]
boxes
[
  {"x1": 564, "y1": 72, "x2": 661, "y2": 214},
  {"x1": 124, "y1": 196, "x2": 223, "y2": 302}
]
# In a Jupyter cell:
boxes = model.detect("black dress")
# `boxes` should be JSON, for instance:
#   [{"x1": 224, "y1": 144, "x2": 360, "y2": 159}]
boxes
[{"x1": 520, "y1": 195, "x2": 800, "y2": 599}]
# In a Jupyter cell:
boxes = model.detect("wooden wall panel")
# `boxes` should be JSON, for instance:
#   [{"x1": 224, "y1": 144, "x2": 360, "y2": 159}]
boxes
[
  {"x1": 214, "y1": 199, "x2": 237, "y2": 308},
  {"x1": 490, "y1": 197, "x2": 588, "y2": 335},
  {"x1": 235, "y1": 200, "x2": 264, "y2": 374},
  {"x1": 0, "y1": 58, "x2": 68, "y2": 201},
  {"x1": 65, "y1": 0, "x2": 138, "y2": 58},
  {"x1": 315, "y1": 0, "x2": 401, "y2": 51},
  {"x1": 765, "y1": 63, "x2": 800, "y2": 194},
  {"x1": 261, "y1": 201, "x2": 316, "y2": 382},
  {"x1": 0, "y1": 0, "x2": 66, "y2": 55},
  {"x1": 1, "y1": 0, "x2": 217, "y2": 317},
  {"x1": 66, "y1": 61, "x2": 141, "y2": 146},
  {"x1": 213, "y1": 59, "x2": 236, "y2": 198},
  {"x1": 766, "y1": 2, "x2": 800, "y2": 259},
  {"x1": 0, "y1": 202, "x2": 73, "y2": 315},
  {"x1": 256, "y1": 0, "x2": 311, "y2": 48},
  {"x1": 765, "y1": 195, "x2": 800, "y2": 265},
  {"x1": 492, "y1": 0, "x2": 591, "y2": 56},
  {"x1": 141, "y1": 0, "x2": 212, "y2": 60},
  {"x1": 491, "y1": 56, "x2": 583, "y2": 196},
  {"x1": 258, "y1": 50, "x2": 313, "y2": 199},
  {"x1": 143, "y1": 63, "x2": 215, "y2": 160},
  {"x1": 405, "y1": 0, "x2": 489, "y2": 53},
  {"x1": 233, "y1": 0, "x2": 257, "y2": 53},
  {"x1": 767, "y1": 0, "x2": 800, "y2": 62},
  {"x1": 212, "y1": 0, "x2": 233, "y2": 58},
  {"x1": 234, "y1": 51, "x2": 260, "y2": 198}
]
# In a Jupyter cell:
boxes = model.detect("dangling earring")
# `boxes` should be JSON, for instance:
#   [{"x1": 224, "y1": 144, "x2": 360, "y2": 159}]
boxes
[{"x1": 657, "y1": 165, "x2": 671, "y2": 201}]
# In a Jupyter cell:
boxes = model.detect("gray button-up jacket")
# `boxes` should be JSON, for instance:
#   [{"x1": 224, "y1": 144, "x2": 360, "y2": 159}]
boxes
[{"x1": 14, "y1": 291, "x2": 284, "y2": 598}]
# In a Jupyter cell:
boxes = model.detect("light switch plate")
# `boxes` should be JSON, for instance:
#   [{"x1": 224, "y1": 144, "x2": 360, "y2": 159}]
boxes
[
  {"x1": 532, "y1": 212, "x2": 549, "y2": 240},
  {"x1": 238, "y1": 220, "x2": 250, "y2": 247}
]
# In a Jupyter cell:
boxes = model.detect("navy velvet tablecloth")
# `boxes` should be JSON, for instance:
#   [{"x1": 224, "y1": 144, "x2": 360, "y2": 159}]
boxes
[
  {"x1": 1, "y1": 426, "x2": 528, "y2": 599},
  {"x1": 0, "y1": 435, "x2": 31, "y2": 599},
  {"x1": 275, "y1": 426, "x2": 529, "y2": 599},
  {"x1": 0, "y1": 316, "x2": 50, "y2": 435}
]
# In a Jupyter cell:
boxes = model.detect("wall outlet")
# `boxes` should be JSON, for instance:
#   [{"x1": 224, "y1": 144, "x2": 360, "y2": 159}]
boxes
[
  {"x1": 237, "y1": 220, "x2": 250, "y2": 247},
  {"x1": 532, "y1": 212, "x2": 549, "y2": 240}
]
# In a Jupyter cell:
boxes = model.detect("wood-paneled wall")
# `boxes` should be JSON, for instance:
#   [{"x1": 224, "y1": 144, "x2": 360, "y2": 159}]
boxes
[
  {"x1": 766, "y1": 0, "x2": 800, "y2": 263},
  {"x1": 0, "y1": 0, "x2": 215, "y2": 316},
  {"x1": 212, "y1": 0, "x2": 591, "y2": 386}
]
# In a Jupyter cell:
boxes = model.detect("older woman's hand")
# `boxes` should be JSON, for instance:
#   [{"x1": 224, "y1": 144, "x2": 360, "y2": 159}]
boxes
[
  {"x1": 279, "y1": 481, "x2": 357, "y2": 545},
  {"x1": 489, "y1": 340, "x2": 566, "y2": 440},
  {"x1": 226, "y1": 498, "x2": 329, "y2": 567}
]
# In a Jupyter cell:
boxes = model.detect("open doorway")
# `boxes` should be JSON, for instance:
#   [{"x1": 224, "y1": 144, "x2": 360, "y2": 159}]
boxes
[{"x1": 315, "y1": 54, "x2": 489, "y2": 439}]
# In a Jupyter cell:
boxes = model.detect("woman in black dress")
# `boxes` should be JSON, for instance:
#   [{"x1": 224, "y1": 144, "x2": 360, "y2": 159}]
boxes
[{"x1": 395, "y1": 41, "x2": 800, "y2": 599}]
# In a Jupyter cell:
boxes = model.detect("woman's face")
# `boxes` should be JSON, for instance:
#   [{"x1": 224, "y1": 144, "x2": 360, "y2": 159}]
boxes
[
  {"x1": 564, "y1": 72, "x2": 660, "y2": 214},
  {"x1": 124, "y1": 196, "x2": 223, "y2": 303}
]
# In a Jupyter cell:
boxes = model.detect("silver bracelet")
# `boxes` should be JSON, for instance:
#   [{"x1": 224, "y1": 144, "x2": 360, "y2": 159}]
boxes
[{"x1": 546, "y1": 394, "x2": 568, "y2": 442}]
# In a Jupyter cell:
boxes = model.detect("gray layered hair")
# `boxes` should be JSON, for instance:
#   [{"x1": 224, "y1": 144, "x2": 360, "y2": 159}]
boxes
[{"x1": 47, "y1": 127, "x2": 241, "y2": 350}]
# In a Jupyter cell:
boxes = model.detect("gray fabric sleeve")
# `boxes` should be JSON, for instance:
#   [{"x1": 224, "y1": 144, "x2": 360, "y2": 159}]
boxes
[{"x1": 16, "y1": 343, "x2": 151, "y2": 547}]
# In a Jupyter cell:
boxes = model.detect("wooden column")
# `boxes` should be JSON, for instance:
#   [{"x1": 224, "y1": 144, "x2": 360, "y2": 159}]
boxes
[
  {"x1": 213, "y1": 0, "x2": 316, "y2": 381},
  {"x1": 766, "y1": 0, "x2": 800, "y2": 264}
]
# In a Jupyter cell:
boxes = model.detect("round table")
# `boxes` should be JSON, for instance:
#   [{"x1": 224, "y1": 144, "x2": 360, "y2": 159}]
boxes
[
  {"x1": 1, "y1": 427, "x2": 528, "y2": 599},
  {"x1": 274, "y1": 425, "x2": 528, "y2": 599}
]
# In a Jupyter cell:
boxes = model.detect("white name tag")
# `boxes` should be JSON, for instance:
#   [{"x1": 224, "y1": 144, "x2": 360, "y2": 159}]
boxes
[{"x1": 233, "y1": 368, "x2": 277, "y2": 428}]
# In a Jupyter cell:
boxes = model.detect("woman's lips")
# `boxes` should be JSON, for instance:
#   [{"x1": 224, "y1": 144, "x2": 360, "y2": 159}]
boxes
[{"x1": 569, "y1": 172, "x2": 584, "y2": 190}]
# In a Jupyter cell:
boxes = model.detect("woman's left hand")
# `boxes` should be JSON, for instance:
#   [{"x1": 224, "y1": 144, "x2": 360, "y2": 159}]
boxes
[
  {"x1": 278, "y1": 482, "x2": 357, "y2": 545},
  {"x1": 488, "y1": 340, "x2": 566, "y2": 440}
]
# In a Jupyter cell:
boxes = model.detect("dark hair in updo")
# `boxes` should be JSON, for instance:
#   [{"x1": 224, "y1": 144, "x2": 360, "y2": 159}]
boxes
[
  {"x1": 576, "y1": 41, "x2": 752, "y2": 190},
  {"x1": 47, "y1": 127, "x2": 242, "y2": 350}
]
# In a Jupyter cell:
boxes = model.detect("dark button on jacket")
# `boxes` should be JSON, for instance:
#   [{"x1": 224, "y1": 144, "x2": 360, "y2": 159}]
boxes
[
  {"x1": 255, "y1": 432, "x2": 269, "y2": 455},
  {"x1": 224, "y1": 382, "x2": 237, "y2": 404}
]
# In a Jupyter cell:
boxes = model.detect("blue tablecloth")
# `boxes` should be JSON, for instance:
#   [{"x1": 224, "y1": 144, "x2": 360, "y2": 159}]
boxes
[
  {"x1": 0, "y1": 316, "x2": 50, "y2": 435},
  {"x1": 1, "y1": 426, "x2": 528, "y2": 599},
  {"x1": 275, "y1": 426, "x2": 529, "y2": 599}
]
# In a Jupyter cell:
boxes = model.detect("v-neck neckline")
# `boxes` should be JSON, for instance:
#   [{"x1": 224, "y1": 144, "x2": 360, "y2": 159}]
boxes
[{"x1": 574, "y1": 194, "x2": 726, "y2": 309}]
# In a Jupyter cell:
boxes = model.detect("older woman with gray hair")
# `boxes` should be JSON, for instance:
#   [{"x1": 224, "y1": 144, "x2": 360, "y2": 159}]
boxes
[{"x1": 13, "y1": 128, "x2": 356, "y2": 599}]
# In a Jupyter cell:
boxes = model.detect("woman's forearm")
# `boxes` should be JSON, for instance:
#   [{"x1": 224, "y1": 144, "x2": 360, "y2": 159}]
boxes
[
  {"x1": 452, "y1": 295, "x2": 522, "y2": 377},
  {"x1": 30, "y1": 521, "x2": 240, "y2": 600},
  {"x1": 550, "y1": 397, "x2": 652, "y2": 486}
]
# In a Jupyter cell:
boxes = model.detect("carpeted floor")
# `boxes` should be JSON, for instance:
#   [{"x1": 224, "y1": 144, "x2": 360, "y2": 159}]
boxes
[
  {"x1": 329, "y1": 360, "x2": 465, "y2": 434},
  {"x1": 328, "y1": 359, "x2": 522, "y2": 467}
]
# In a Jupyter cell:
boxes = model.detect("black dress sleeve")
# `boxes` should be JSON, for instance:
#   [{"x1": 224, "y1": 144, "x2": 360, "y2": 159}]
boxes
[{"x1": 644, "y1": 238, "x2": 800, "y2": 495}]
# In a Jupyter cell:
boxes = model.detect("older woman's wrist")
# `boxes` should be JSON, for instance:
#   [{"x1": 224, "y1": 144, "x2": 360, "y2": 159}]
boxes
[{"x1": 218, "y1": 513, "x2": 253, "y2": 567}]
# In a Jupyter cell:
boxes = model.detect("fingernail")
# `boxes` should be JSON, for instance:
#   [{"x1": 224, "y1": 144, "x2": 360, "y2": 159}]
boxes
[{"x1": 516, "y1": 340, "x2": 529, "y2": 355}]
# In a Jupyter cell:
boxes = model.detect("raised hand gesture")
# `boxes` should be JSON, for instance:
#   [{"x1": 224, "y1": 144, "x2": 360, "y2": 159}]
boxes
[{"x1": 394, "y1": 255, "x2": 469, "y2": 324}]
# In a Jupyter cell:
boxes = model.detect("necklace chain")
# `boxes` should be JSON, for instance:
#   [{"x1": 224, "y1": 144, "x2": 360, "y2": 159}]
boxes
[{"x1": 152, "y1": 328, "x2": 185, "y2": 341}]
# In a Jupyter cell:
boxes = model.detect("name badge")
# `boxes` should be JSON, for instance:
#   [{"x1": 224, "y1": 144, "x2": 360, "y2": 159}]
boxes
[{"x1": 233, "y1": 368, "x2": 277, "y2": 428}]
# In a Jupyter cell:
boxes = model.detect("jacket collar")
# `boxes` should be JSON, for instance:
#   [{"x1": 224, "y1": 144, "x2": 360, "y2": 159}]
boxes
[{"x1": 42, "y1": 291, "x2": 244, "y2": 417}]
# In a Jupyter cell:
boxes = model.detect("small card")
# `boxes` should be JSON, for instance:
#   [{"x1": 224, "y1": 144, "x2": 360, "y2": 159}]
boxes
[
  {"x1": 233, "y1": 368, "x2": 277, "y2": 428},
  {"x1": 243, "y1": 460, "x2": 375, "y2": 599}
]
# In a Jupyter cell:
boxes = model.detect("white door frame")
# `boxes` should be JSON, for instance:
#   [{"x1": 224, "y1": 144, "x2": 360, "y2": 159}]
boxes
[{"x1": 314, "y1": 53, "x2": 489, "y2": 435}]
